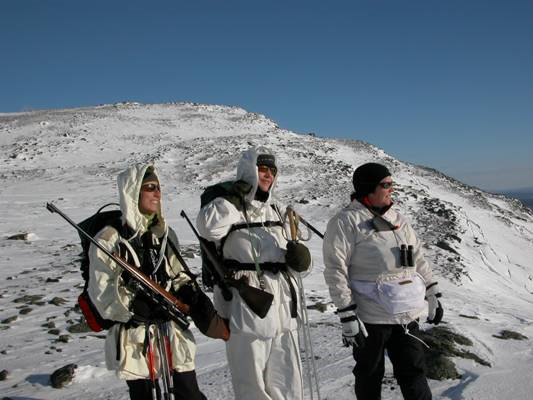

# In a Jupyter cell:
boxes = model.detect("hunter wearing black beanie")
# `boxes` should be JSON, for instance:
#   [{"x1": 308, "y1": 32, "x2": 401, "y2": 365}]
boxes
[{"x1": 352, "y1": 163, "x2": 391, "y2": 201}]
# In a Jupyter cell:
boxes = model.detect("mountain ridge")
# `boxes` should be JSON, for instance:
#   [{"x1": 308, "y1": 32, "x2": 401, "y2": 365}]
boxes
[{"x1": 1, "y1": 102, "x2": 533, "y2": 399}]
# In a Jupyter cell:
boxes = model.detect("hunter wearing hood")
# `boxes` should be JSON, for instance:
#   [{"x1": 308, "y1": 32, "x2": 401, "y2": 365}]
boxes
[
  {"x1": 88, "y1": 164, "x2": 227, "y2": 400},
  {"x1": 196, "y1": 147, "x2": 312, "y2": 400}
]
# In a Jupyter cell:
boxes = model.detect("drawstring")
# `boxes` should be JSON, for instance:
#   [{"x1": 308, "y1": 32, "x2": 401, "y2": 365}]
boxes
[
  {"x1": 402, "y1": 321, "x2": 429, "y2": 349},
  {"x1": 152, "y1": 225, "x2": 168, "y2": 275},
  {"x1": 243, "y1": 202, "x2": 265, "y2": 289}
]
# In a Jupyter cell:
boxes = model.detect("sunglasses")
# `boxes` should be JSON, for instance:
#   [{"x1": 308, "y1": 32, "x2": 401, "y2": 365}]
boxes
[
  {"x1": 258, "y1": 165, "x2": 277, "y2": 176},
  {"x1": 141, "y1": 183, "x2": 161, "y2": 192},
  {"x1": 378, "y1": 181, "x2": 394, "y2": 189}
]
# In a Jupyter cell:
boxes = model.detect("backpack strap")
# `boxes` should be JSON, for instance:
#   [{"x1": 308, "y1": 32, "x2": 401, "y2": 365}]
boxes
[{"x1": 166, "y1": 228, "x2": 197, "y2": 280}]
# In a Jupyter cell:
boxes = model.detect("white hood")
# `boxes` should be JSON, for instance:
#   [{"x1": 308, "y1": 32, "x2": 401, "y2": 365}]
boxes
[
  {"x1": 116, "y1": 164, "x2": 166, "y2": 236},
  {"x1": 236, "y1": 146, "x2": 279, "y2": 205}
]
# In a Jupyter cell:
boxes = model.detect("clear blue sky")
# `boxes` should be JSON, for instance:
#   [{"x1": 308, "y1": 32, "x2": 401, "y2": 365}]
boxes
[{"x1": 2, "y1": 0, "x2": 532, "y2": 192}]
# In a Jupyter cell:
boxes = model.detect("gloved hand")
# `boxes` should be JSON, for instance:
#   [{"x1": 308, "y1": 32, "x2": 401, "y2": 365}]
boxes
[
  {"x1": 338, "y1": 304, "x2": 367, "y2": 348},
  {"x1": 176, "y1": 281, "x2": 200, "y2": 306},
  {"x1": 130, "y1": 293, "x2": 167, "y2": 322},
  {"x1": 286, "y1": 241, "x2": 311, "y2": 272},
  {"x1": 177, "y1": 282, "x2": 230, "y2": 341},
  {"x1": 426, "y1": 283, "x2": 443, "y2": 325}
]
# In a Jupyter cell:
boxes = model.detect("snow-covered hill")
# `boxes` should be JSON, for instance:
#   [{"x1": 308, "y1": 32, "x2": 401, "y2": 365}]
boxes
[{"x1": 1, "y1": 102, "x2": 533, "y2": 399}]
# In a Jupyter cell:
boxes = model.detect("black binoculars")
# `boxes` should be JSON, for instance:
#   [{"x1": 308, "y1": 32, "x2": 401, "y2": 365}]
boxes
[{"x1": 400, "y1": 244, "x2": 414, "y2": 267}]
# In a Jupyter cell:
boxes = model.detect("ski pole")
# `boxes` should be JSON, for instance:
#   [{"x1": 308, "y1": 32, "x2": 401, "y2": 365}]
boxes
[
  {"x1": 287, "y1": 206, "x2": 324, "y2": 239},
  {"x1": 287, "y1": 209, "x2": 321, "y2": 400},
  {"x1": 155, "y1": 322, "x2": 175, "y2": 400}
]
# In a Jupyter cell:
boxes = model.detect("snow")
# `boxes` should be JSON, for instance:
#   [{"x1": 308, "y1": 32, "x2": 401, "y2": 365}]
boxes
[{"x1": 1, "y1": 102, "x2": 533, "y2": 399}]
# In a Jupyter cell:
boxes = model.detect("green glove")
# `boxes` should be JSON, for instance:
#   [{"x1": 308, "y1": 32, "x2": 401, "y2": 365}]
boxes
[{"x1": 286, "y1": 241, "x2": 311, "y2": 272}]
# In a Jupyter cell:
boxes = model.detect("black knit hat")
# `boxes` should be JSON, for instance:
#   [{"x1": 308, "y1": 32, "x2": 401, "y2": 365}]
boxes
[
  {"x1": 142, "y1": 169, "x2": 159, "y2": 184},
  {"x1": 352, "y1": 163, "x2": 391, "y2": 199},
  {"x1": 256, "y1": 154, "x2": 276, "y2": 169}
]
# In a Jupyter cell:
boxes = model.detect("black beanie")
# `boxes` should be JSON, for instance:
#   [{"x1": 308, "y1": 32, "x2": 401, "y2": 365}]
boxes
[
  {"x1": 352, "y1": 163, "x2": 391, "y2": 199},
  {"x1": 142, "y1": 169, "x2": 158, "y2": 184},
  {"x1": 256, "y1": 154, "x2": 276, "y2": 169}
]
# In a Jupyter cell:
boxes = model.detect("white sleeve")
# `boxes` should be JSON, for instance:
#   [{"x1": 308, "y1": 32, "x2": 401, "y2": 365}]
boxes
[
  {"x1": 196, "y1": 198, "x2": 242, "y2": 242},
  {"x1": 87, "y1": 227, "x2": 134, "y2": 323},
  {"x1": 322, "y1": 214, "x2": 356, "y2": 310}
]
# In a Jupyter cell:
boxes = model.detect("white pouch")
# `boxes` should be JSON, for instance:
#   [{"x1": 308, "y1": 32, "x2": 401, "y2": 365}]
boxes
[
  {"x1": 376, "y1": 271, "x2": 426, "y2": 315},
  {"x1": 351, "y1": 270, "x2": 426, "y2": 315}
]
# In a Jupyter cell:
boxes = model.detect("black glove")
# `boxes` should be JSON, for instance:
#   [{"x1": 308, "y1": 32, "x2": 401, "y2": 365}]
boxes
[
  {"x1": 176, "y1": 281, "x2": 200, "y2": 306},
  {"x1": 286, "y1": 241, "x2": 311, "y2": 272},
  {"x1": 177, "y1": 283, "x2": 217, "y2": 335},
  {"x1": 130, "y1": 293, "x2": 167, "y2": 323}
]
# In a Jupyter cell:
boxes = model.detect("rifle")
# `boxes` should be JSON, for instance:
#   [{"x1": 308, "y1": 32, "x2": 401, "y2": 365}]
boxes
[
  {"x1": 180, "y1": 210, "x2": 274, "y2": 319},
  {"x1": 46, "y1": 202, "x2": 190, "y2": 330}
]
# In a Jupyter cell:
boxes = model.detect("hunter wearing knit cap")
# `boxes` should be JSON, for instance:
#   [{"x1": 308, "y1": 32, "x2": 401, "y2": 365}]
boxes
[
  {"x1": 352, "y1": 162, "x2": 392, "y2": 201},
  {"x1": 323, "y1": 161, "x2": 443, "y2": 400}
]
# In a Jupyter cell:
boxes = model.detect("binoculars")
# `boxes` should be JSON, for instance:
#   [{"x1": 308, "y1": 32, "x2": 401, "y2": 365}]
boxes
[{"x1": 400, "y1": 244, "x2": 414, "y2": 267}]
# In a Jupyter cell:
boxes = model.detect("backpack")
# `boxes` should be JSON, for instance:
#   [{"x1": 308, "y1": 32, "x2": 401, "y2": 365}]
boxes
[
  {"x1": 77, "y1": 203, "x2": 125, "y2": 332},
  {"x1": 199, "y1": 181, "x2": 239, "y2": 290},
  {"x1": 198, "y1": 181, "x2": 283, "y2": 290}
]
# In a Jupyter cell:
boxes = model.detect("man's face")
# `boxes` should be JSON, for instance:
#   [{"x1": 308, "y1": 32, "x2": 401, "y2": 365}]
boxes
[
  {"x1": 367, "y1": 176, "x2": 394, "y2": 207},
  {"x1": 257, "y1": 165, "x2": 276, "y2": 192},
  {"x1": 138, "y1": 180, "x2": 161, "y2": 215}
]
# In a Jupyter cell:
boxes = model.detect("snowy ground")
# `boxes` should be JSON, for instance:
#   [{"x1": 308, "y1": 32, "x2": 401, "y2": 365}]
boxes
[{"x1": 1, "y1": 102, "x2": 533, "y2": 399}]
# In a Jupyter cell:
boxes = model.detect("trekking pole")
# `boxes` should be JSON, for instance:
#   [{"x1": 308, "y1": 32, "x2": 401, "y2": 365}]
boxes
[
  {"x1": 287, "y1": 209, "x2": 321, "y2": 400},
  {"x1": 155, "y1": 322, "x2": 175, "y2": 400},
  {"x1": 287, "y1": 206, "x2": 324, "y2": 239}
]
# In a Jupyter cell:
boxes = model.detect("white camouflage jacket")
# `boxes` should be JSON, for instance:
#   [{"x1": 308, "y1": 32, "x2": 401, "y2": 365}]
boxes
[
  {"x1": 323, "y1": 199, "x2": 434, "y2": 325},
  {"x1": 88, "y1": 164, "x2": 196, "y2": 380},
  {"x1": 196, "y1": 147, "x2": 302, "y2": 339}
]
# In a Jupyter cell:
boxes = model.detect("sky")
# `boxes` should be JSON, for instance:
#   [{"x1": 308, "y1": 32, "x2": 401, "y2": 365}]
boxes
[{"x1": 1, "y1": 0, "x2": 532, "y2": 192}]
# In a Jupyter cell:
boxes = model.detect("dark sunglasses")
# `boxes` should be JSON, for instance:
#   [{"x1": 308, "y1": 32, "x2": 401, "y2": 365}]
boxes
[
  {"x1": 258, "y1": 165, "x2": 277, "y2": 176},
  {"x1": 378, "y1": 181, "x2": 394, "y2": 189},
  {"x1": 141, "y1": 183, "x2": 161, "y2": 192}
]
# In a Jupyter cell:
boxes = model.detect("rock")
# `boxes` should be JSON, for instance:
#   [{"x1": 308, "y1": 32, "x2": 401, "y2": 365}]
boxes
[
  {"x1": 417, "y1": 326, "x2": 491, "y2": 380},
  {"x1": 425, "y1": 352, "x2": 461, "y2": 380},
  {"x1": 307, "y1": 302, "x2": 334, "y2": 313},
  {"x1": 0, "y1": 369, "x2": 8, "y2": 381},
  {"x1": 56, "y1": 335, "x2": 71, "y2": 343},
  {"x1": 435, "y1": 241, "x2": 459, "y2": 255},
  {"x1": 19, "y1": 307, "x2": 32, "y2": 315},
  {"x1": 13, "y1": 294, "x2": 44, "y2": 304},
  {"x1": 67, "y1": 322, "x2": 91, "y2": 333},
  {"x1": 50, "y1": 363, "x2": 77, "y2": 388},
  {"x1": 49, "y1": 297, "x2": 67, "y2": 306},
  {"x1": 1, "y1": 316, "x2": 17, "y2": 324},
  {"x1": 493, "y1": 330, "x2": 528, "y2": 340},
  {"x1": 48, "y1": 329, "x2": 61, "y2": 335},
  {"x1": 7, "y1": 233, "x2": 30, "y2": 240},
  {"x1": 46, "y1": 277, "x2": 60, "y2": 283},
  {"x1": 459, "y1": 314, "x2": 479, "y2": 320}
]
